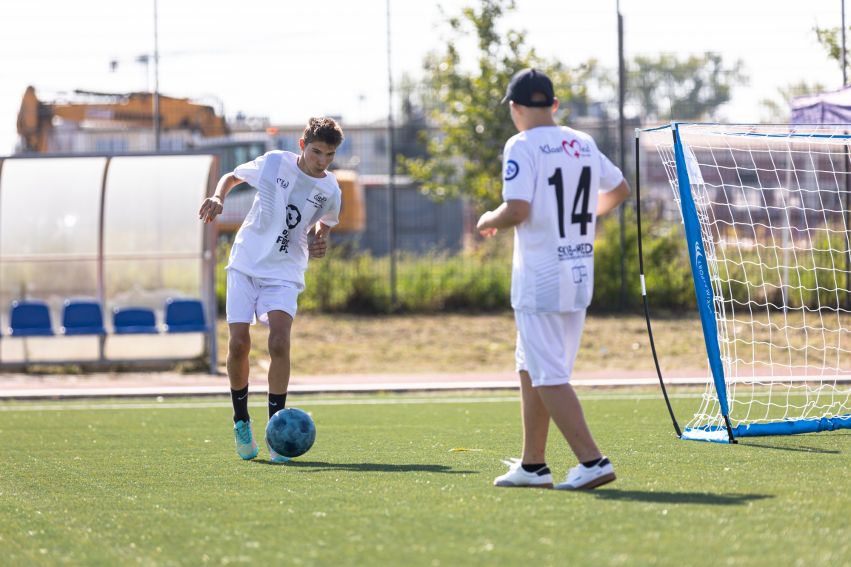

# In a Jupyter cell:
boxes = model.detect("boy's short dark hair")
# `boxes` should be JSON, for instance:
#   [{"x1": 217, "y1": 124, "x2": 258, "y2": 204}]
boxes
[{"x1": 303, "y1": 117, "x2": 344, "y2": 147}]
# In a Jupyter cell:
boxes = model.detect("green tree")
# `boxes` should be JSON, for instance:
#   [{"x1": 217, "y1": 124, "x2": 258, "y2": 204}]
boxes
[
  {"x1": 814, "y1": 26, "x2": 848, "y2": 79},
  {"x1": 400, "y1": 0, "x2": 598, "y2": 209},
  {"x1": 628, "y1": 52, "x2": 746, "y2": 121},
  {"x1": 395, "y1": 74, "x2": 430, "y2": 161}
]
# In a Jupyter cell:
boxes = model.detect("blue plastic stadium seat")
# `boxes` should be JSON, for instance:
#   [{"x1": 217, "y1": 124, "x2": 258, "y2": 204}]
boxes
[
  {"x1": 62, "y1": 300, "x2": 106, "y2": 336},
  {"x1": 112, "y1": 307, "x2": 158, "y2": 334},
  {"x1": 10, "y1": 300, "x2": 54, "y2": 337},
  {"x1": 164, "y1": 298, "x2": 208, "y2": 333}
]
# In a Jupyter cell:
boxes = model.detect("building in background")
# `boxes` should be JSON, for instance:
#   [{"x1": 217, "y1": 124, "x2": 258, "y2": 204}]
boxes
[{"x1": 13, "y1": 86, "x2": 467, "y2": 255}]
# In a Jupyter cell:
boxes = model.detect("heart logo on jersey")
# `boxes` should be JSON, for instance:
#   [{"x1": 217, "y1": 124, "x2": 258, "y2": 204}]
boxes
[{"x1": 562, "y1": 139, "x2": 581, "y2": 159}]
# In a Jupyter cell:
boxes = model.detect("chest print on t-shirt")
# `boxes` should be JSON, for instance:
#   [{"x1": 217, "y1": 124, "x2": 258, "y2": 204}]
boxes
[
  {"x1": 307, "y1": 192, "x2": 327, "y2": 209},
  {"x1": 276, "y1": 205, "x2": 301, "y2": 254},
  {"x1": 271, "y1": 174, "x2": 299, "y2": 254}
]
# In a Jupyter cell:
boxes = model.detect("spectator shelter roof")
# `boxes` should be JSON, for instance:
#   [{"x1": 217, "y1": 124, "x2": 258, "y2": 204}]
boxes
[
  {"x1": 790, "y1": 86, "x2": 851, "y2": 124},
  {"x1": 0, "y1": 154, "x2": 217, "y2": 369}
]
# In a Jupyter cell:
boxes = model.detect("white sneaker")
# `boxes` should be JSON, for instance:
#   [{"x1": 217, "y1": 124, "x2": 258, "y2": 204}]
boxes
[
  {"x1": 493, "y1": 458, "x2": 553, "y2": 488},
  {"x1": 555, "y1": 457, "x2": 616, "y2": 490}
]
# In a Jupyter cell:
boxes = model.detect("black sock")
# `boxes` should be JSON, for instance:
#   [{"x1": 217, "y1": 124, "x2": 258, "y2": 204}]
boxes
[
  {"x1": 268, "y1": 393, "x2": 287, "y2": 418},
  {"x1": 582, "y1": 457, "x2": 608, "y2": 468},
  {"x1": 521, "y1": 463, "x2": 548, "y2": 473},
  {"x1": 231, "y1": 386, "x2": 250, "y2": 423}
]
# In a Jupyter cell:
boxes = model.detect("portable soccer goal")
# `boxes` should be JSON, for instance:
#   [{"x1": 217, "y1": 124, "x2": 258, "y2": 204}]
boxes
[{"x1": 638, "y1": 123, "x2": 851, "y2": 443}]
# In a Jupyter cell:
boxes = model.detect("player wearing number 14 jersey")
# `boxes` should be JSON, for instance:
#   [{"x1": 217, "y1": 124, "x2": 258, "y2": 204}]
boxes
[
  {"x1": 502, "y1": 114, "x2": 623, "y2": 313},
  {"x1": 477, "y1": 69, "x2": 629, "y2": 490}
]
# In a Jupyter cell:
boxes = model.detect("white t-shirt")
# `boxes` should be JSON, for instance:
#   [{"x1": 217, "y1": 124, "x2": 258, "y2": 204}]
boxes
[
  {"x1": 502, "y1": 125, "x2": 623, "y2": 312},
  {"x1": 227, "y1": 150, "x2": 341, "y2": 287}
]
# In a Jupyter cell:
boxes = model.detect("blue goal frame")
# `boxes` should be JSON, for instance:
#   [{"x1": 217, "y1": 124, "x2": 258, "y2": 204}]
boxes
[{"x1": 670, "y1": 123, "x2": 851, "y2": 443}]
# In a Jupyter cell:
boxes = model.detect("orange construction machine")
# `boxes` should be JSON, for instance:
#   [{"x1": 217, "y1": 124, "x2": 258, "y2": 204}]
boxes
[{"x1": 17, "y1": 86, "x2": 228, "y2": 153}]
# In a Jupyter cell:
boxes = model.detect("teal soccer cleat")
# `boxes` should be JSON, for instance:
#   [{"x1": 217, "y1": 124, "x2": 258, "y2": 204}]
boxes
[
  {"x1": 266, "y1": 439, "x2": 291, "y2": 463},
  {"x1": 268, "y1": 447, "x2": 291, "y2": 464},
  {"x1": 233, "y1": 420, "x2": 259, "y2": 460}
]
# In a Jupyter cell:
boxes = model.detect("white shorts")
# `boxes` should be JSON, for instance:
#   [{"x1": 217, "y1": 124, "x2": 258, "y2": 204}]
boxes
[
  {"x1": 515, "y1": 309, "x2": 586, "y2": 387},
  {"x1": 226, "y1": 269, "x2": 301, "y2": 324}
]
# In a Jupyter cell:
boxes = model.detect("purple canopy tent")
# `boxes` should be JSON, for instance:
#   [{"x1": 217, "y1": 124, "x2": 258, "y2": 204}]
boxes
[{"x1": 790, "y1": 85, "x2": 851, "y2": 124}]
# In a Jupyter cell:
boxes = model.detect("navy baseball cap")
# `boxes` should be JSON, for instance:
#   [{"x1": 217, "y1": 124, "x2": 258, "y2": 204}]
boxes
[{"x1": 501, "y1": 68, "x2": 555, "y2": 107}]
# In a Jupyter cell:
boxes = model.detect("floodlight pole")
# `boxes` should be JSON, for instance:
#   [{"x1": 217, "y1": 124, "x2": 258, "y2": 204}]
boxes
[
  {"x1": 386, "y1": 0, "x2": 398, "y2": 309},
  {"x1": 153, "y1": 0, "x2": 161, "y2": 152},
  {"x1": 843, "y1": 0, "x2": 847, "y2": 85},
  {"x1": 617, "y1": 0, "x2": 627, "y2": 308}
]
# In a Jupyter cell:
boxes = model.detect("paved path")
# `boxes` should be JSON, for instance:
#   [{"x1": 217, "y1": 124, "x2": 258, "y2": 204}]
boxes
[{"x1": 0, "y1": 368, "x2": 709, "y2": 399}]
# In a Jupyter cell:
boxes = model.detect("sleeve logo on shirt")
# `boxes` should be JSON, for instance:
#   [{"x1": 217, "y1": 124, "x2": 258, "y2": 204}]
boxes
[
  {"x1": 276, "y1": 178, "x2": 290, "y2": 189},
  {"x1": 504, "y1": 160, "x2": 519, "y2": 181}
]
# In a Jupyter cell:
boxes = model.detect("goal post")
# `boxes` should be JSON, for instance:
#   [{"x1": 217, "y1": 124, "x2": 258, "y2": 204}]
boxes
[{"x1": 641, "y1": 123, "x2": 851, "y2": 443}]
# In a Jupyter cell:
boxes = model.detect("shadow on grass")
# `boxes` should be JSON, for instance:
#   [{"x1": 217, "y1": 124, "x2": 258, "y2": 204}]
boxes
[
  {"x1": 739, "y1": 441, "x2": 841, "y2": 454},
  {"x1": 589, "y1": 489, "x2": 773, "y2": 506},
  {"x1": 252, "y1": 459, "x2": 477, "y2": 474}
]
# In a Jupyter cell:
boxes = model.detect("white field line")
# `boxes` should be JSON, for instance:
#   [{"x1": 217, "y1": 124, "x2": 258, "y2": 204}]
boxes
[
  {"x1": 0, "y1": 381, "x2": 519, "y2": 399},
  {"x1": 0, "y1": 377, "x2": 703, "y2": 400},
  {"x1": 6, "y1": 374, "x2": 851, "y2": 401},
  {"x1": 0, "y1": 391, "x2": 725, "y2": 412}
]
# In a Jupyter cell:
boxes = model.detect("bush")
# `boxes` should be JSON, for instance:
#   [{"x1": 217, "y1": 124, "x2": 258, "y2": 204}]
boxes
[
  {"x1": 593, "y1": 208, "x2": 695, "y2": 312},
  {"x1": 214, "y1": 217, "x2": 699, "y2": 314}
]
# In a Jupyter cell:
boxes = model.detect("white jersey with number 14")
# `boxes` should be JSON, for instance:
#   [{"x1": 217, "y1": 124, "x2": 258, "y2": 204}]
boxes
[{"x1": 502, "y1": 125, "x2": 623, "y2": 313}]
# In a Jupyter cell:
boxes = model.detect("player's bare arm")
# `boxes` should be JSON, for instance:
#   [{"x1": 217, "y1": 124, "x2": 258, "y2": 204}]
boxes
[
  {"x1": 476, "y1": 199, "x2": 531, "y2": 237},
  {"x1": 199, "y1": 173, "x2": 245, "y2": 223},
  {"x1": 596, "y1": 180, "x2": 630, "y2": 217}
]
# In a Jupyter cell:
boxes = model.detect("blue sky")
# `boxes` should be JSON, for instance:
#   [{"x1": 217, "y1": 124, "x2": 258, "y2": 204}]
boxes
[{"x1": 0, "y1": 0, "x2": 845, "y2": 153}]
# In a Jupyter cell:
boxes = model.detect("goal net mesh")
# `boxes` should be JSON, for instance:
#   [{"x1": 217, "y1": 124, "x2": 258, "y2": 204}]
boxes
[{"x1": 644, "y1": 124, "x2": 851, "y2": 440}]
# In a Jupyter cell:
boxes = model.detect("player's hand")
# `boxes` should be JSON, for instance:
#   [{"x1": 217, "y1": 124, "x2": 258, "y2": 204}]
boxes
[
  {"x1": 307, "y1": 234, "x2": 328, "y2": 258},
  {"x1": 309, "y1": 221, "x2": 332, "y2": 258},
  {"x1": 476, "y1": 212, "x2": 497, "y2": 238},
  {"x1": 199, "y1": 196, "x2": 224, "y2": 223}
]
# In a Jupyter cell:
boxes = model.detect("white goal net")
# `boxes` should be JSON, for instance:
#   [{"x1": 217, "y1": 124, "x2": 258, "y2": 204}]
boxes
[{"x1": 643, "y1": 123, "x2": 851, "y2": 442}]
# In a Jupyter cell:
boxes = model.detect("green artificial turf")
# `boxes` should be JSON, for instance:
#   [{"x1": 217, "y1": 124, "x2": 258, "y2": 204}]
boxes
[{"x1": 0, "y1": 391, "x2": 848, "y2": 566}]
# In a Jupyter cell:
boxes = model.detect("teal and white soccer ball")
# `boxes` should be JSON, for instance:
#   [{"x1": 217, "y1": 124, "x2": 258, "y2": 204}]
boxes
[{"x1": 265, "y1": 408, "x2": 316, "y2": 458}]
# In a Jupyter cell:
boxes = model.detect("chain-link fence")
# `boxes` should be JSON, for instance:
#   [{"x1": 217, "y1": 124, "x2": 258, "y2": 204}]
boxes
[{"x1": 10, "y1": 82, "x2": 678, "y2": 314}]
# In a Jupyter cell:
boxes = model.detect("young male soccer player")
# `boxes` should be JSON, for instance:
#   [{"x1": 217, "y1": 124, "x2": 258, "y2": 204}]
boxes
[
  {"x1": 477, "y1": 69, "x2": 629, "y2": 489},
  {"x1": 199, "y1": 117, "x2": 344, "y2": 462}
]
